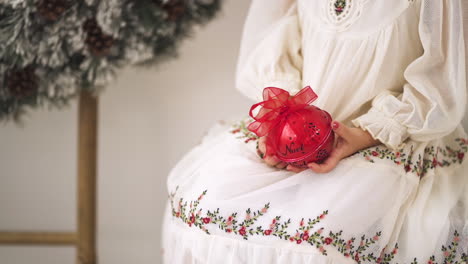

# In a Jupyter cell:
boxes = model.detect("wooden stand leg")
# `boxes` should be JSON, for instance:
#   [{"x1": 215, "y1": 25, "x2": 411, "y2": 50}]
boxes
[
  {"x1": 0, "y1": 91, "x2": 99, "y2": 263},
  {"x1": 77, "y1": 91, "x2": 98, "y2": 264}
]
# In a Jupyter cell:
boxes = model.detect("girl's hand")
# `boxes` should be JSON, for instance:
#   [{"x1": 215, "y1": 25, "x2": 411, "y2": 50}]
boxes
[
  {"x1": 286, "y1": 121, "x2": 381, "y2": 173},
  {"x1": 257, "y1": 136, "x2": 289, "y2": 169}
]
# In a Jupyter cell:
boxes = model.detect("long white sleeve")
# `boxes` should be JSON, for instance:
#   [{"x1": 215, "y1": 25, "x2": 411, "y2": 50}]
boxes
[
  {"x1": 235, "y1": 0, "x2": 303, "y2": 102},
  {"x1": 352, "y1": 0, "x2": 467, "y2": 150}
]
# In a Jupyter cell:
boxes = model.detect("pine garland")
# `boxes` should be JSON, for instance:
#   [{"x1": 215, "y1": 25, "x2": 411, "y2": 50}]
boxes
[{"x1": 0, "y1": 0, "x2": 222, "y2": 121}]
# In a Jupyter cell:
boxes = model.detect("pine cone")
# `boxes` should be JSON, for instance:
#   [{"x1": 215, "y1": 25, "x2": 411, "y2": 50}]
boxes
[
  {"x1": 37, "y1": 0, "x2": 70, "y2": 22},
  {"x1": 153, "y1": 0, "x2": 186, "y2": 21},
  {"x1": 6, "y1": 66, "x2": 39, "y2": 99},
  {"x1": 83, "y1": 18, "x2": 115, "y2": 57}
]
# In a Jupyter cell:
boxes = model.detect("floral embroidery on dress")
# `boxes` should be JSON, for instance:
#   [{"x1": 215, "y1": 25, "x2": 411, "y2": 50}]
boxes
[
  {"x1": 334, "y1": 0, "x2": 347, "y2": 15},
  {"x1": 324, "y1": 0, "x2": 360, "y2": 29},
  {"x1": 230, "y1": 118, "x2": 468, "y2": 177},
  {"x1": 169, "y1": 187, "x2": 468, "y2": 264},
  {"x1": 358, "y1": 138, "x2": 468, "y2": 177},
  {"x1": 230, "y1": 117, "x2": 258, "y2": 143}
]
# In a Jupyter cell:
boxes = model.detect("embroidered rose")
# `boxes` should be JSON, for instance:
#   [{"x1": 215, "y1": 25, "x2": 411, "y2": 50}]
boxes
[
  {"x1": 325, "y1": 237, "x2": 333, "y2": 245},
  {"x1": 203, "y1": 217, "x2": 211, "y2": 224},
  {"x1": 405, "y1": 165, "x2": 411, "y2": 172},
  {"x1": 264, "y1": 229, "x2": 272, "y2": 236},
  {"x1": 239, "y1": 226, "x2": 246, "y2": 236},
  {"x1": 354, "y1": 254, "x2": 360, "y2": 262}
]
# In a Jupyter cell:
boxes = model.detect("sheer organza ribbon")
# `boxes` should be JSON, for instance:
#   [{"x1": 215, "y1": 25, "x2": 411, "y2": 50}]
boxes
[{"x1": 247, "y1": 86, "x2": 318, "y2": 157}]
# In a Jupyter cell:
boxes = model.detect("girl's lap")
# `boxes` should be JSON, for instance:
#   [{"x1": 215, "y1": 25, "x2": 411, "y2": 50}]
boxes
[{"x1": 166, "y1": 125, "x2": 419, "y2": 258}]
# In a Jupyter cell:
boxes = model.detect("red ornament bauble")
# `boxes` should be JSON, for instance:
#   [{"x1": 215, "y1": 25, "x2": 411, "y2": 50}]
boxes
[
  {"x1": 268, "y1": 105, "x2": 334, "y2": 168},
  {"x1": 247, "y1": 86, "x2": 335, "y2": 168}
]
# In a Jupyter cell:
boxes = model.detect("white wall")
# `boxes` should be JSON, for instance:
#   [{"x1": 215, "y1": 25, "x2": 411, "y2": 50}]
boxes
[{"x1": 0, "y1": 1, "x2": 251, "y2": 263}]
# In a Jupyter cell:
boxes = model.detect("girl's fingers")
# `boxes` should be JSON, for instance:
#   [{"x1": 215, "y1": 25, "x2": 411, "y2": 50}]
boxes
[
  {"x1": 308, "y1": 158, "x2": 339, "y2": 173},
  {"x1": 258, "y1": 137, "x2": 267, "y2": 154},
  {"x1": 286, "y1": 164, "x2": 307, "y2": 173},
  {"x1": 307, "y1": 146, "x2": 344, "y2": 173},
  {"x1": 264, "y1": 155, "x2": 281, "y2": 167},
  {"x1": 331, "y1": 121, "x2": 354, "y2": 142},
  {"x1": 276, "y1": 162, "x2": 288, "y2": 169}
]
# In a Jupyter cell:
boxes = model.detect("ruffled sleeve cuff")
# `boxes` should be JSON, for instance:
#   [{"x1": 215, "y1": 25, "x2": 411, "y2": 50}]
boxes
[{"x1": 352, "y1": 107, "x2": 409, "y2": 150}]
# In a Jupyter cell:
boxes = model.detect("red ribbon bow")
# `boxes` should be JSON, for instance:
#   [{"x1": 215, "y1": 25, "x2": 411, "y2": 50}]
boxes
[{"x1": 247, "y1": 86, "x2": 318, "y2": 138}]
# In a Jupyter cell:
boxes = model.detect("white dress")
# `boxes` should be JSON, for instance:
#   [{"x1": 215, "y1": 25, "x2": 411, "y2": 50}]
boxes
[{"x1": 162, "y1": 0, "x2": 468, "y2": 263}]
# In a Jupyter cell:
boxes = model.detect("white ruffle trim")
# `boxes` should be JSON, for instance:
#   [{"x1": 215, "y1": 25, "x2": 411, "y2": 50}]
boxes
[
  {"x1": 352, "y1": 107, "x2": 409, "y2": 150},
  {"x1": 162, "y1": 204, "x2": 356, "y2": 264}
]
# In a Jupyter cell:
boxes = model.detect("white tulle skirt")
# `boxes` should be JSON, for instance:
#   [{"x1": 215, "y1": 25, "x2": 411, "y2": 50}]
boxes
[{"x1": 162, "y1": 117, "x2": 468, "y2": 264}]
